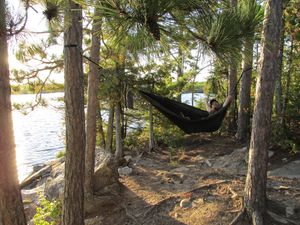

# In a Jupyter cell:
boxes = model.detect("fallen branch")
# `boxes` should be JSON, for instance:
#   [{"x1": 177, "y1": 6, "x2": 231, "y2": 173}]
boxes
[
  {"x1": 229, "y1": 208, "x2": 248, "y2": 225},
  {"x1": 189, "y1": 180, "x2": 231, "y2": 194}
]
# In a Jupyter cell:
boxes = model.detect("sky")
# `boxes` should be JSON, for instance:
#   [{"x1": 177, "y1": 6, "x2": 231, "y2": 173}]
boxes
[
  {"x1": 7, "y1": 0, "x2": 212, "y2": 84},
  {"x1": 8, "y1": 0, "x2": 65, "y2": 83}
]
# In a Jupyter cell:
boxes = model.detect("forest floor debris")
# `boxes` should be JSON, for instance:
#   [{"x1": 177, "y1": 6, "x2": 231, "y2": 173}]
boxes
[
  {"x1": 22, "y1": 134, "x2": 300, "y2": 225},
  {"x1": 102, "y1": 134, "x2": 300, "y2": 225}
]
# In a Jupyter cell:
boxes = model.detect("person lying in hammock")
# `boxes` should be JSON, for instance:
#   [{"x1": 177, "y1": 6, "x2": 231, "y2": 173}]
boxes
[{"x1": 206, "y1": 95, "x2": 233, "y2": 114}]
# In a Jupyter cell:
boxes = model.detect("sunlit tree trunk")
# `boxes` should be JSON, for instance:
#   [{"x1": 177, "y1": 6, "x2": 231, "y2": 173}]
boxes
[
  {"x1": 236, "y1": 38, "x2": 254, "y2": 142},
  {"x1": 149, "y1": 105, "x2": 155, "y2": 152},
  {"x1": 114, "y1": 58, "x2": 124, "y2": 161},
  {"x1": 106, "y1": 102, "x2": 114, "y2": 152},
  {"x1": 85, "y1": 5, "x2": 101, "y2": 196},
  {"x1": 0, "y1": 1, "x2": 27, "y2": 224},
  {"x1": 63, "y1": 0, "x2": 85, "y2": 224},
  {"x1": 97, "y1": 101, "x2": 106, "y2": 149},
  {"x1": 244, "y1": 1, "x2": 283, "y2": 224}
]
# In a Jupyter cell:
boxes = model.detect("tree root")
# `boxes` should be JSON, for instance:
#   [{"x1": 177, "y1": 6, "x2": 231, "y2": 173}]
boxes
[
  {"x1": 229, "y1": 208, "x2": 248, "y2": 225},
  {"x1": 229, "y1": 198, "x2": 300, "y2": 225}
]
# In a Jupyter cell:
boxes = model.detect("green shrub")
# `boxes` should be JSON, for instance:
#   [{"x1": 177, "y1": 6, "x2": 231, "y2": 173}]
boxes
[
  {"x1": 33, "y1": 195, "x2": 61, "y2": 225},
  {"x1": 56, "y1": 150, "x2": 66, "y2": 159}
]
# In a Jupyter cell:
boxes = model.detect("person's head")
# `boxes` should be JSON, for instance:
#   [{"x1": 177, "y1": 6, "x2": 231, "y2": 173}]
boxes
[{"x1": 209, "y1": 99, "x2": 221, "y2": 110}]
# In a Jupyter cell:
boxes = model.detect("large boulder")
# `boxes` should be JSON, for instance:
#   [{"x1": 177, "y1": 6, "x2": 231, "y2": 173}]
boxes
[
  {"x1": 93, "y1": 151, "x2": 120, "y2": 194},
  {"x1": 44, "y1": 162, "x2": 65, "y2": 200},
  {"x1": 44, "y1": 174, "x2": 64, "y2": 200},
  {"x1": 268, "y1": 160, "x2": 300, "y2": 178},
  {"x1": 22, "y1": 186, "x2": 44, "y2": 221}
]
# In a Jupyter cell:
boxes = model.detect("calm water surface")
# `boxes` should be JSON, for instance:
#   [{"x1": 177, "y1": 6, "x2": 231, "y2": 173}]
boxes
[{"x1": 12, "y1": 92, "x2": 65, "y2": 182}]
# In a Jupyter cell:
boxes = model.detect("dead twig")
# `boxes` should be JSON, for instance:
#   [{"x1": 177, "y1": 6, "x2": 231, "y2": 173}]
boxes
[{"x1": 229, "y1": 207, "x2": 248, "y2": 225}]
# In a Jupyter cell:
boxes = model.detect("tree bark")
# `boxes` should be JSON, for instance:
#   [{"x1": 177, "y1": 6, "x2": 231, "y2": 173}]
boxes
[
  {"x1": 236, "y1": 38, "x2": 254, "y2": 142},
  {"x1": 63, "y1": 1, "x2": 85, "y2": 224},
  {"x1": 244, "y1": 1, "x2": 283, "y2": 224},
  {"x1": 282, "y1": 37, "x2": 294, "y2": 128},
  {"x1": 115, "y1": 101, "x2": 123, "y2": 160},
  {"x1": 85, "y1": 5, "x2": 101, "y2": 196},
  {"x1": 105, "y1": 102, "x2": 114, "y2": 152},
  {"x1": 114, "y1": 55, "x2": 125, "y2": 161},
  {"x1": 227, "y1": 62, "x2": 238, "y2": 133},
  {"x1": 97, "y1": 101, "x2": 106, "y2": 149},
  {"x1": 0, "y1": 1, "x2": 27, "y2": 224},
  {"x1": 149, "y1": 105, "x2": 155, "y2": 152},
  {"x1": 274, "y1": 16, "x2": 285, "y2": 118},
  {"x1": 226, "y1": 0, "x2": 239, "y2": 134}
]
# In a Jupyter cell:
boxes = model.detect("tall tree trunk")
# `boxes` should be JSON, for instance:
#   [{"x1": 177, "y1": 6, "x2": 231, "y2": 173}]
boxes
[
  {"x1": 236, "y1": 38, "x2": 254, "y2": 142},
  {"x1": 227, "y1": 0, "x2": 238, "y2": 134},
  {"x1": 227, "y1": 63, "x2": 238, "y2": 133},
  {"x1": 149, "y1": 105, "x2": 155, "y2": 152},
  {"x1": 274, "y1": 16, "x2": 285, "y2": 118},
  {"x1": 97, "y1": 101, "x2": 106, "y2": 149},
  {"x1": 114, "y1": 101, "x2": 123, "y2": 160},
  {"x1": 85, "y1": 6, "x2": 101, "y2": 195},
  {"x1": 244, "y1": 1, "x2": 283, "y2": 224},
  {"x1": 0, "y1": 1, "x2": 27, "y2": 224},
  {"x1": 105, "y1": 102, "x2": 114, "y2": 152},
  {"x1": 63, "y1": 1, "x2": 85, "y2": 224},
  {"x1": 114, "y1": 55, "x2": 125, "y2": 161},
  {"x1": 176, "y1": 45, "x2": 184, "y2": 101},
  {"x1": 282, "y1": 37, "x2": 294, "y2": 128}
]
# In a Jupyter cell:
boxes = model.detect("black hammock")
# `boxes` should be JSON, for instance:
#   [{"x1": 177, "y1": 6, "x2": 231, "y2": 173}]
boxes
[{"x1": 139, "y1": 90, "x2": 230, "y2": 134}]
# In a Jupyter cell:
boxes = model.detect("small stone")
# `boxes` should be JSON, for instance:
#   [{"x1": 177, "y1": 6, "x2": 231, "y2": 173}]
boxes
[
  {"x1": 118, "y1": 166, "x2": 133, "y2": 176},
  {"x1": 124, "y1": 155, "x2": 132, "y2": 163},
  {"x1": 205, "y1": 159, "x2": 212, "y2": 167},
  {"x1": 282, "y1": 158, "x2": 288, "y2": 163},
  {"x1": 194, "y1": 198, "x2": 204, "y2": 205},
  {"x1": 172, "y1": 167, "x2": 190, "y2": 173},
  {"x1": 179, "y1": 198, "x2": 192, "y2": 208},
  {"x1": 174, "y1": 213, "x2": 179, "y2": 218},
  {"x1": 268, "y1": 150, "x2": 274, "y2": 158}
]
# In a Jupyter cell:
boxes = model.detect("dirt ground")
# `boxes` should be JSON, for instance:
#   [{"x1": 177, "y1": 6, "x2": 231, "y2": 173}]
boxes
[{"x1": 87, "y1": 134, "x2": 300, "y2": 225}]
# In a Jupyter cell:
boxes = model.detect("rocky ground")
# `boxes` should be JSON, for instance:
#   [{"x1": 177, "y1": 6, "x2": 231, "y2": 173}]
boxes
[{"x1": 22, "y1": 134, "x2": 300, "y2": 225}]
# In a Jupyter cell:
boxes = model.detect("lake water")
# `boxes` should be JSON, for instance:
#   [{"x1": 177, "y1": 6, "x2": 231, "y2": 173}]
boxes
[
  {"x1": 11, "y1": 92, "x2": 65, "y2": 182},
  {"x1": 181, "y1": 92, "x2": 206, "y2": 106}
]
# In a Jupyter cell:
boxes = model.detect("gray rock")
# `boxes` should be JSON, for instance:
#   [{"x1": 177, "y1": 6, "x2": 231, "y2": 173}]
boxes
[
  {"x1": 22, "y1": 186, "x2": 43, "y2": 221},
  {"x1": 171, "y1": 166, "x2": 190, "y2": 173},
  {"x1": 269, "y1": 160, "x2": 300, "y2": 178},
  {"x1": 93, "y1": 151, "x2": 120, "y2": 192},
  {"x1": 44, "y1": 174, "x2": 64, "y2": 200},
  {"x1": 124, "y1": 155, "x2": 132, "y2": 163},
  {"x1": 213, "y1": 147, "x2": 248, "y2": 173},
  {"x1": 118, "y1": 166, "x2": 133, "y2": 176}
]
